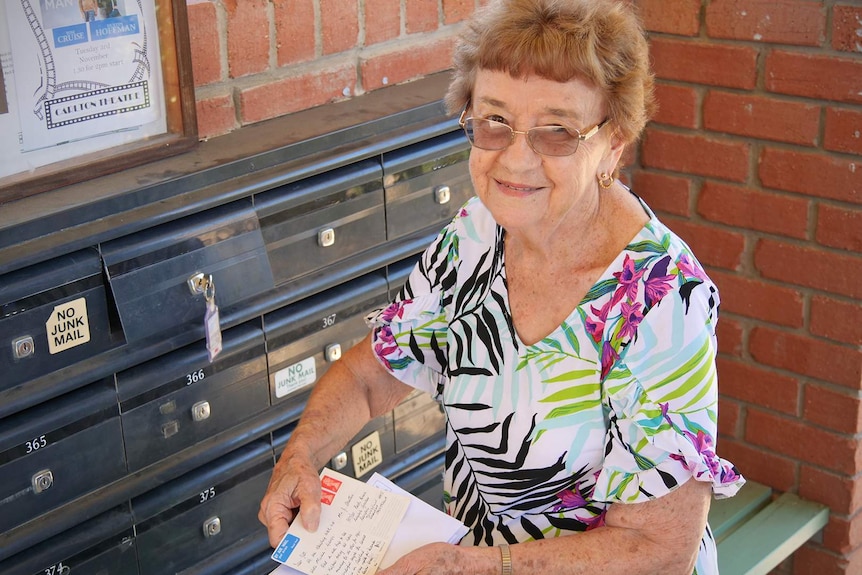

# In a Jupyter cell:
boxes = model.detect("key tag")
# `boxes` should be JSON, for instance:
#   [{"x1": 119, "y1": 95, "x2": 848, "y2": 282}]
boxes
[{"x1": 203, "y1": 276, "x2": 222, "y2": 362}]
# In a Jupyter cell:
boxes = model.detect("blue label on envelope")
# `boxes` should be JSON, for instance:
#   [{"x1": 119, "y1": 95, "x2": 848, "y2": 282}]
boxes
[{"x1": 272, "y1": 534, "x2": 301, "y2": 563}]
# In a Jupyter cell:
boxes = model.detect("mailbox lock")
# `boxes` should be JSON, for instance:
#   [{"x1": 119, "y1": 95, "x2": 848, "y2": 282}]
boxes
[
  {"x1": 325, "y1": 343, "x2": 342, "y2": 362},
  {"x1": 32, "y1": 469, "x2": 54, "y2": 494},
  {"x1": 12, "y1": 336, "x2": 35, "y2": 360},
  {"x1": 434, "y1": 185, "x2": 451, "y2": 205},
  {"x1": 192, "y1": 401, "x2": 212, "y2": 422},
  {"x1": 203, "y1": 516, "x2": 222, "y2": 538},
  {"x1": 318, "y1": 228, "x2": 336, "y2": 248},
  {"x1": 331, "y1": 452, "x2": 348, "y2": 471},
  {"x1": 187, "y1": 272, "x2": 215, "y2": 299}
]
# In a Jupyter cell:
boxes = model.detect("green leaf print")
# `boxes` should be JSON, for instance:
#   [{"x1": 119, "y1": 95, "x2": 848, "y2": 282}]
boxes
[{"x1": 540, "y1": 370, "x2": 597, "y2": 386}]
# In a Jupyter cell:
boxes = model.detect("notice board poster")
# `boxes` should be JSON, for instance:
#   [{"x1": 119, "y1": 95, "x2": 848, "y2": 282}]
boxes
[{"x1": 0, "y1": 0, "x2": 167, "y2": 178}]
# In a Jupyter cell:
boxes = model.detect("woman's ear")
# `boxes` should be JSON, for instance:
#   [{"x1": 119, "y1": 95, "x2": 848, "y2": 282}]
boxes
[{"x1": 601, "y1": 131, "x2": 627, "y2": 179}]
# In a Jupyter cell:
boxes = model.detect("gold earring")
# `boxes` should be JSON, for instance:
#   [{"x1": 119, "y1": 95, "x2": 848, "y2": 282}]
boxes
[{"x1": 598, "y1": 173, "x2": 614, "y2": 189}]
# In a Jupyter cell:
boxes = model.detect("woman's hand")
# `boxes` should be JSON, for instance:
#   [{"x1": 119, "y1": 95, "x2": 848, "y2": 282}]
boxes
[
  {"x1": 257, "y1": 447, "x2": 322, "y2": 547},
  {"x1": 377, "y1": 543, "x2": 499, "y2": 575}
]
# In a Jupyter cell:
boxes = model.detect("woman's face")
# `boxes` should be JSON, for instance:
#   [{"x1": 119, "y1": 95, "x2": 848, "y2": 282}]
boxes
[{"x1": 467, "y1": 69, "x2": 621, "y2": 238}]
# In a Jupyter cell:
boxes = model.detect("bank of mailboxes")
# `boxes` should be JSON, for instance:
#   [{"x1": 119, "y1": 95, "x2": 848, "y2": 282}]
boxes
[
  {"x1": 394, "y1": 389, "x2": 446, "y2": 455},
  {"x1": 382, "y1": 130, "x2": 472, "y2": 240},
  {"x1": 0, "y1": 249, "x2": 117, "y2": 395},
  {"x1": 386, "y1": 252, "x2": 424, "y2": 299},
  {"x1": 116, "y1": 321, "x2": 270, "y2": 472},
  {"x1": 0, "y1": 507, "x2": 136, "y2": 575},
  {"x1": 256, "y1": 159, "x2": 387, "y2": 286},
  {"x1": 264, "y1": 270, "x2": 390, "y2": 408},
  {"x1": 131, "y1": 441, "x2": 272, "y2": 575},
  {"x1": 391, "y1": 453, "x2": 446, "y2": 510},
  {"x1": 101, "y1": 200, "x2": 274, "y2": 344},
  {"x1": 0, "y1": 377, "x2": 126, "y2": 534}
]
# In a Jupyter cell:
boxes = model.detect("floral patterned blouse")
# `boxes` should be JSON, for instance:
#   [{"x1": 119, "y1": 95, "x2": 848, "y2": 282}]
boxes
[{"x1": 367, "y1": 195, "x2": 744, "y2": 574}]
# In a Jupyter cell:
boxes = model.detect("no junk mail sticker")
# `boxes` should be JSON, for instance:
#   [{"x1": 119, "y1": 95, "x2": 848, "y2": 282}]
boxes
[{"x1": 46, "y1": 298, "x2": 91, "y2": 354}]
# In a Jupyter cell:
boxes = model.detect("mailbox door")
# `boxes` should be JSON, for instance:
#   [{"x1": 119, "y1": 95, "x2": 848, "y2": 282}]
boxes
[
  {"x1": 264, "y1": 271, "x2": 389, "y2": 407},
  {"x1": 327, "y1": 412, "x2": 396, "y2": 480},
  {"x1": 117, "y1": 322, "x2": 269, "y2": 472},
  {"x1": 393, "y1": 389, "x2": 446, "y2": 455},
  {"x1": 0, "y1": 250, "x2": 116, "y2": 393},
  {"x1": 0, "y1": 508, "x2": 136, "y2": 575},
  {"x1": 256, "y1": 160, "x2": 386, "y2": 285},
  {"x1": 0, "y1": 379, "x2": 125, "y2": 533},
  {"x1": 101, "y1": 200, "x2": 274, "y2": 344},
  {"x1": 132, "y1": 442, "x2": 272, "y2": 575},
  {"x1": 382, "y1": 131, "x2": 473, "y2": 241},
  {"x1": 392, "y1": 454, "x2": 446, "y2": 511}
]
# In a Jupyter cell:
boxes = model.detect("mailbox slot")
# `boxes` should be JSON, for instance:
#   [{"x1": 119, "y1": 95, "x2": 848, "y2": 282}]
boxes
[
  {"x1": 264, "y1": 271, "x2": 389, "y2": 407},
  {"x1": 382, "y1": 131, "x2": 472, "y2": 241},
  {"x1": 132, "y1": 442, "x2": 272, "y2": 575},
  {"x1": 0, "y1": 250, "x2": 116, "y2": 393},
  {"x1": 101, "y1": 201, "x2": 273, "y2": 344},
  {"x1": 0, "y1": 379, "x2": 126, "y2": 533},
  {"x1": 0, "y1": 508, "x2": 136, "y2": 575},
  {"x1": 117, "y1": 322, "x2": 269, "y2": 472},
  {"x1": 256, "y1": 159, "x2": 386, "y2": 286}
]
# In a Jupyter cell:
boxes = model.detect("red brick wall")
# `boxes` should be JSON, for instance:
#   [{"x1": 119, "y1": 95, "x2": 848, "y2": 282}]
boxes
[
  {"x1": 185, "y1": 0, "x2": 862, "y2": 572},
  {"x1": 186, "y1": 0, "x2": 479, "y2": 139},
  {"x1": 632, "y1": 2, "x2": 862, "y2": 573}
]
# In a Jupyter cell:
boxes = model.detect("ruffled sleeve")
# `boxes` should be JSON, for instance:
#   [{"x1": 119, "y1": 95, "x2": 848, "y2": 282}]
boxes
[
  {"x1": 365, "y1": 291, "x2": 449, "y2": 396},
  {"x1": 365, "y1": 215, "x2": 465, "y2": 396},
  {"x1": 592, "y1": 278, "x2": 744, "y2": 504}
]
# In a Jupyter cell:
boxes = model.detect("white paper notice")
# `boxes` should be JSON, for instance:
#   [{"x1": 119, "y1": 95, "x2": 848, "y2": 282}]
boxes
[{"x1": 271, "y1": 469, "x2": 410, "y2": 575}]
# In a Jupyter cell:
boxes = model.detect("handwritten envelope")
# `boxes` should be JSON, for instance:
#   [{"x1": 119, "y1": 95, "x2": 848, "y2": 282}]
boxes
[{"x1": 271, "y1": 468, "x2": 410, "y2": 575}]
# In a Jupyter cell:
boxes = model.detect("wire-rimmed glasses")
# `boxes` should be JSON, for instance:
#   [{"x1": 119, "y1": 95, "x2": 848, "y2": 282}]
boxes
[{"x1": 458, "y1": 110, "x2": 609, "y2": 157}]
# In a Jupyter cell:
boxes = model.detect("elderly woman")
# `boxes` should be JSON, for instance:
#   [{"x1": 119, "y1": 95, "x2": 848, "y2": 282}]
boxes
[{"x1": 259, "y1": 0, "x2": 744, "y2": 573}]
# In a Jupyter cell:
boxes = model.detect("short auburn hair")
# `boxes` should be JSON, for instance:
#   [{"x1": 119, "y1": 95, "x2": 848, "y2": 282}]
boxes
[{"x1": 445, "y1": 0, "x2": 655, "y2": 144}]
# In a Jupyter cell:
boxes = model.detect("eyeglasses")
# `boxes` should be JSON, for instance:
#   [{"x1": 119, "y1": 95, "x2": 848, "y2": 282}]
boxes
[{"x1": 458, "y1": 110, "x2": 609, "y2": 157}]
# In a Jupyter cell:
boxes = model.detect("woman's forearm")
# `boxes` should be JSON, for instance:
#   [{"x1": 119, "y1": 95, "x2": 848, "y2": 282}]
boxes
[{"x1": 278, "y1": 335, "x2": 413, "y2": 471}]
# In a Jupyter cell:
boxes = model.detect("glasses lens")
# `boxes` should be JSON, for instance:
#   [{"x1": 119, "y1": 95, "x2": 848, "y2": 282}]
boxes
[
  {"x1": 464, "y1": 118, "x2": 512, "y2": 150},
  {"x1": 529, "y1": 126, "x2": 580, "y2": 156}
]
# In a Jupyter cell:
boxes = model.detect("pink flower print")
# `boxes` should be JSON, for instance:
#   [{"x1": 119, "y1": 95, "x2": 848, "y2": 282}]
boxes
[
  {"x1": 600, "y1": 340, "x2": 620, "y2": 380},
  {"x1": 583, "y1": 510, "x2": 606, "y2": 531},
  {"x1": 677, "y1": 254, "x2": 706, "y2": 281},
  {"x1": 552, "y1": 487, "x2": 587, "y2": 512},
  {"x1": 373, "y1": 325, "x2": 400, "y2": 369},
  {"x1": 380, "y1": 300, "x2": 410, "y2": 323},
  {"x1": 612, "y1": 254, "x2": 644, "y2": 303},
  {"x1": 586, "y1": 299, "x2": 613, "y2": 343},
  {"x1": 643, "y1": 256, "x2": 675, "y2": 308},
  {"x1": 617, "y1": 301, "x2": 643, "y2": 340},
  {"x1": 584, "y1": 316, "x2": 604, "y2": 344}
]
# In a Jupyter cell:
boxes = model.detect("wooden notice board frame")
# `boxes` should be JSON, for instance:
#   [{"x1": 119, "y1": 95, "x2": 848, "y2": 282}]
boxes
[{"x1": 0, "y1": 0, "x2": 197, "y2": 204}]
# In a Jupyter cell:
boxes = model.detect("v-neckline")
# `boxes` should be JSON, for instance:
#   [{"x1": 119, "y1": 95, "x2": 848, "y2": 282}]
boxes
[{"x1": 501, "y1": 209, "x2": 657, "y2": 350}]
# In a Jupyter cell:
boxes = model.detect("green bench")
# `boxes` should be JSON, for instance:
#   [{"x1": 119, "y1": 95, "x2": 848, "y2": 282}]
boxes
[{"x1": 708, "y1": 480, "x2": 830, "y2": 575}]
